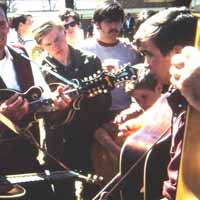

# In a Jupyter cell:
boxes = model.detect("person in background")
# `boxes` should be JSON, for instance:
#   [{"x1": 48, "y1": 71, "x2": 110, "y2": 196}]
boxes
[
  {"x1": 7, "y1": 13, "x2": 35, "y2": 56},
  {"x1": 59, "y1": 8, "x2": 84, "y2": 47},
  {"x1": 122, "y1": 12, "x2": 135, "y2": 41},
  {"x1": 85, "y1": 19, "x2": 94, "y2": 38},
  {"x1": 79, "y1": 0, "x2": 142, "y2": 121}
]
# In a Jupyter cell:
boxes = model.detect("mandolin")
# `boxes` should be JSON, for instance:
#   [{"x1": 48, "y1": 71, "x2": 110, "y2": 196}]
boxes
[{"x1": 0, "y1": 65, "x2": 137, "y2": 124}]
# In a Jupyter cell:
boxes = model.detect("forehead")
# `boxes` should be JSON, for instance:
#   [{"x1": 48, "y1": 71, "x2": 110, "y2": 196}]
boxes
[
  {"x1": 139, "y1": 39, "x2": 162, "y2": 56},
  {"x1": 40, "y1": 27, "x2": 60, "y2": 42},
  {"x1": 100, "y1": 18, "x2": 122, "y2": 24}
]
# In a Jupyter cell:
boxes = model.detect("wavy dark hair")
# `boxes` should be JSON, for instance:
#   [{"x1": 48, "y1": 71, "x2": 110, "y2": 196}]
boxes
[
  {"x1": 134, "y1": 7, "x2": 197, "y2": 56},
  {"x1": 93, "y1": 0, "x2": 124, "y2": 24}
]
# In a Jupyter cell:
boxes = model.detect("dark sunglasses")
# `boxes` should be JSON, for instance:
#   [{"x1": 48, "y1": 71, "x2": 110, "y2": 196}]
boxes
[{"x1": 64, "y1": 21, "x2": 77, "y2": 29}]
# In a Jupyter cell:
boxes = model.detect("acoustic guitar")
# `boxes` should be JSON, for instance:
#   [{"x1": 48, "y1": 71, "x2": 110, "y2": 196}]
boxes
[{"x1": 92, "y1": 91, "x2": 175, "y2": 200}]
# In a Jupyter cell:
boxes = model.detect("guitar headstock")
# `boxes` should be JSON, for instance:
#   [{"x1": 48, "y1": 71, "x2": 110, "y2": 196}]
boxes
[{"x1": 79, "y1": 65, "x2": 138, "y2": 97}]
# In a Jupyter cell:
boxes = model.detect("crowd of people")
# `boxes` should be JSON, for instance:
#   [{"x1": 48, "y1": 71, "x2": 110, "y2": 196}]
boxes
[{"x1": 0, "y1": 0, "x2": 200, "y2": 200}]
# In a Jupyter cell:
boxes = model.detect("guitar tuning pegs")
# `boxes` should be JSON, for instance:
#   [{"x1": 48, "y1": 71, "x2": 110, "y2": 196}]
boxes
[{"x1": 89, "y1": 76, "x2": 93, "y2": 80}]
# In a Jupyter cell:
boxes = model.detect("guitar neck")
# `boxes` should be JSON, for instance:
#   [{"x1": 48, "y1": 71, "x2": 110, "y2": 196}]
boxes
[{"x1": 0, "y1": 170, "x2": 77, "y2": 185}]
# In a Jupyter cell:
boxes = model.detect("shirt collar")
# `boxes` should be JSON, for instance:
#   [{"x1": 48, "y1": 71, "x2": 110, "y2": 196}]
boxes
[{"x1": 4, "y1": 46, "x2": 13, "y2": 60}]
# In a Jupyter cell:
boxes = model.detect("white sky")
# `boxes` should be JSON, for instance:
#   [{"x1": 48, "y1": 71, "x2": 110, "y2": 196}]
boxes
[{"x1": 8, "y1": 0, "x2": 99, "y2": 12}]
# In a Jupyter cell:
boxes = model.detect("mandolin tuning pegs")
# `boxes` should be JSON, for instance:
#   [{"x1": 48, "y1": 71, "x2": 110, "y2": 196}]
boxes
[
  {"x1": 97, "y1": 70, "x2": 101, "y2": 74},
  {"x1": 93, "y1": 174, "x2": 98, "y2": 180},
  {"x1": 103, "y1": 89, "x2": 108, "y2": 93},
  {"x1": 84, "y1": 77, "x2": 88, "y2": 81},
  {"x1": 89, "y1": 93, "x2": 94, "y2": 97},
  {"x1": 116, "y1": 84, "x2": 120, "y2": 88},
  {"x1": 94, "y1": 91, "x2": 98, "y2": 95},
  {"x1": 93, "y1": 73, "x2": 97, "y2": 78},
  {"x1": 98, "y1": 89, "x2": 102, "y2": 93}
]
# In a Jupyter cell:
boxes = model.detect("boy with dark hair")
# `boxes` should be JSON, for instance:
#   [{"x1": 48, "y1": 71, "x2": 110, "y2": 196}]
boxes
[{"x1": 93, "y1": 65, "x2": 163, "y2": 183}]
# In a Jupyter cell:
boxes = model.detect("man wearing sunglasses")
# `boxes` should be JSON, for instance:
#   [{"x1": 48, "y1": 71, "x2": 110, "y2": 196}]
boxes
[{"x1": 59, "y1": 8, "x2": 84, "y2": 47}]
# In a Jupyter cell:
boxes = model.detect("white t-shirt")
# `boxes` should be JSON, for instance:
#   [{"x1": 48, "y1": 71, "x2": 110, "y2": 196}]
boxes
[{"x1": 79, "y1": 38, "x2": 139, "y2": 111}]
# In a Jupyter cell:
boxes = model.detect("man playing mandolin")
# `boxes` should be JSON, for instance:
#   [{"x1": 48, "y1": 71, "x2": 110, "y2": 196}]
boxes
[
  {"x1": 0, "y1": 3, "x2": 72, "y2": 200},
  {"x1": 33, "y1": 19, "x2": 112, "y2": 199}
]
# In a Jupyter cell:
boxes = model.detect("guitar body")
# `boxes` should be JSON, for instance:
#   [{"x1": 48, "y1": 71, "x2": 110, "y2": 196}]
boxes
[
  {"x1": 91, "y1": 142, "x2": 119, "y2": 184},
  {"x1": 91, "y1": 120, "x2": 126, "y2": 184},
  {"x1": 144, "y1": 136, "x2": 171, "y2": 200},
  {"x1": 119, "y1": 95, "x2": 173, "y2": 199}
]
